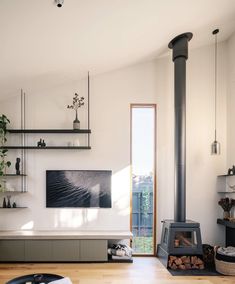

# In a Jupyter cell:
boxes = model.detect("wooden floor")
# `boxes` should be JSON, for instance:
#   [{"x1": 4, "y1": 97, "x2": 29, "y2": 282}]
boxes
[{"x1": 0, "y1": 257, "x2": 234, "y2": 284}]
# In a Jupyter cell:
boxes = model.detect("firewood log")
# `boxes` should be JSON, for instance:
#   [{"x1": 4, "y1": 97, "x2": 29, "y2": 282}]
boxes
[
  {"x1": 185, "y1": 263, "x2": 192, "y2": 269},
  {"x1": 171, "y1": 263, "x2": 177, "y2": 270},
  {"x1": 178, "y1": 264, "x2": 186, "y2": 270},
  {"x1": 199, "y1": 264, "x2": 205, "y2": 270},
  {"x1": 175, "y1": 258, "x2": 182, "y2": 265}
]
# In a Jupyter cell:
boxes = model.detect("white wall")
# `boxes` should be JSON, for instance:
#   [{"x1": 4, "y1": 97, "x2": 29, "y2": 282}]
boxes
[
  {"x1": 227, "y1": 31, "x2": 235, "y2": 164},
  {"x1": 0, "y1": 40, "x2": 229, "y2": 246},
  {"x1": 226, "y1": 31, "x2": 235, "y2": 218}
]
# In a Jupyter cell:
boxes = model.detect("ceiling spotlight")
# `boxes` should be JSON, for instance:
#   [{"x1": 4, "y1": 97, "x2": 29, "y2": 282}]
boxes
[{"x1": 56, "y1": 0, "x2": 64, "y2": 8}]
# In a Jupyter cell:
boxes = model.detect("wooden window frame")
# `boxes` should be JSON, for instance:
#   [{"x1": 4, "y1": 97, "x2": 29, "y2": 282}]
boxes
[{"x1": 130, "y1": 104, "x2": 157, "y2": 256}]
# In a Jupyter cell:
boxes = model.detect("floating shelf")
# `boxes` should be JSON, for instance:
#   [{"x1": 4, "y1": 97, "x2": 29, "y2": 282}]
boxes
[
  {"x1": 217, "y1": 191, "x2": 235, "y2": 193},
  {"x1": 7, "y1": 129, "x2": 91, "y2": 134},
  {"x1": 0, "y1": 191, "x2": 27, "y2": 194},
  {"x1": 2, "y1": 174, "x2": 27, "y2": 177},
  {"x1": 217, "y1": 218, "x2": 235, "y2": 228},
  {"x1": 0, "y1": 207, "x2": 28, "y2": 209},
  {"x1": 218, "y1": 174, "x2": 235, "y2": 177},
  {"x1": 1, "y1": 146, "x2": 91, "y2": 150}
]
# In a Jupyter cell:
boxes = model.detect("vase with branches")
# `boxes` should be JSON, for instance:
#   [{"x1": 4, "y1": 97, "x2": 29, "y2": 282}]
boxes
[
  {"x1": 0, "y1": 114, "x2": 11, "y2": 192},
  {"x1": 67, "y1": 93, "x2": 84, "y2": 130},
  {"x1": 218, "y1": 197, "x2": 235, "y2": 220}
]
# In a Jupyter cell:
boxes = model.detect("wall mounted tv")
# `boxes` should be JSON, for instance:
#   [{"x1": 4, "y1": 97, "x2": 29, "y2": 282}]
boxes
[{"x1": 46, "y1": 170, "x2": 112, "y2": 208}]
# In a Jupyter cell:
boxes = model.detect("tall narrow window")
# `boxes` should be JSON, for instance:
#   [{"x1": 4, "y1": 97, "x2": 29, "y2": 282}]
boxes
[{"x1": 131, "y1": 104, "x2": 156, "y2": 255}]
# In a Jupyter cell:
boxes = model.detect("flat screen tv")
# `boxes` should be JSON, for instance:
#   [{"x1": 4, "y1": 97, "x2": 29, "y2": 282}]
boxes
[{"x1": 46, "y1": 170, "x2": 112, "y2": 208}]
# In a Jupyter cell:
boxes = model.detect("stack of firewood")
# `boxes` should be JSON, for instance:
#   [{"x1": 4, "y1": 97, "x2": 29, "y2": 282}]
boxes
[{"x1": 168, "y1": 255, "x2": 205, "y2": 270}]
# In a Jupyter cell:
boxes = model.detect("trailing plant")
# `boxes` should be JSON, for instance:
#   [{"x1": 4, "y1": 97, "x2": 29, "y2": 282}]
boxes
[{"x1": 0, "y1": 114, "x2": 11, "y2": 179}]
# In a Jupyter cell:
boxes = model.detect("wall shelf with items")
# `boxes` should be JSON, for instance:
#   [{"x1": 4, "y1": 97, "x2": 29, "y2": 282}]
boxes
[
  {"x1": 3, "y1": 129, "x2": 92, "y2": 150},
  {"x1": 217, "y1": 174, "x2": 235, "y2": 193},
  {"x1": 0, "y1": 170, "x2": 27, "y2": 193},
  {"x1": 1, "y1": 146, "x2": 91, "y2": 150},
  {"x1": 3, "y1": 174, "x2": 27, "y2": 177},
  {"x1": 8, "y1": 129, "x2": 91, "y2": 134}
]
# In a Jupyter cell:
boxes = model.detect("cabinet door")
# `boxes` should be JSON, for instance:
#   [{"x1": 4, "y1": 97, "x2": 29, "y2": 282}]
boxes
[
  {"x1": 52, "y1": 240, "x2": 79, "y2": 261},
  {"x1": 80, "y1": 240, "x2": 107, "y2": 261},
  {"x1": 25, "y1": 240, "x2": 52, "y2": 261},
  {"x1": 0, "y1": 240, "x2": 25, "y2": 261}
]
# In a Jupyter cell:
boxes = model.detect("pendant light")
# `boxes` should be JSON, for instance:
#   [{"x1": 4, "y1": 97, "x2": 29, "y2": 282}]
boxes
[{"x1": 211, "y1": 29, "x2": 220, "y2": 155}]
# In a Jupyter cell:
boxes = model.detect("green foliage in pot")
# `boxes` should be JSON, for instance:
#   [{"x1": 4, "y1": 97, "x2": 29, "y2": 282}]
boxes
[{"x1": 0, "y1": 114, "x2": 11, "y2": 178}]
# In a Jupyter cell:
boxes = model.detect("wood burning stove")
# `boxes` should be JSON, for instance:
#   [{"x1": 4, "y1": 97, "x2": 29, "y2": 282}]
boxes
[{"x1": 157, "y1": 33, "x2": 203, "y2": 267}]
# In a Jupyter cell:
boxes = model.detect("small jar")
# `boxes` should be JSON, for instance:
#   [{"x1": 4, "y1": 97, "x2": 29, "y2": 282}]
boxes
[{"x1": 223, "y1": 211, "x2": 231, "y2": 220}]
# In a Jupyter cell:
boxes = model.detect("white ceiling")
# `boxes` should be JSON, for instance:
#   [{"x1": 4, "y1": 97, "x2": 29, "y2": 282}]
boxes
[{"x1": 0, "y1": 0, "x2": 235, "y2": 97}]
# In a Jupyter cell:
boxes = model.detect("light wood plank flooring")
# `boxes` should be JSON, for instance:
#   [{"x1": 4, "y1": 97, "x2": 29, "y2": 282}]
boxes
[{"x1": 0, "y1": 257, "x2": 234, "y2": 284}]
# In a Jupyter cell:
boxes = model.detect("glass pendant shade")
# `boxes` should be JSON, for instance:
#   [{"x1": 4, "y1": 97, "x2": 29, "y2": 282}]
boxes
[{"x1": 211, "y1": 140, "x2": 220, "y2": 155}]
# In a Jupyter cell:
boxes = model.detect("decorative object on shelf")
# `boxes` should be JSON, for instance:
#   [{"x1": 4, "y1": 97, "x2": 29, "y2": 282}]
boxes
[
  {"x1": 67, "y1": 93, "x2": 85, "y2": 130},
  {"x1": 37, "y1": 138, "x2": 42, "y2": 147},
  {"x1": 6, "y1": 195, "x2": 11, "y2": 208},
  {"x1": 56, "y1": 0, "x2": 64, "y2": 8},
  {"x1": 12, "y1": 202, "x2": 16, "y2": 208},
  {"x1": 211, "y1": 29, "x2": 221, "y2": 155},
  {"x1": 37, "y1": 138, "x2": 46, "y2": 147},
  {"x1": 15, "y1": 157, "x2": 21, "y2": 175},
  {"x1": 218, "y1": 198, "x2": 235, "y2": 220},
  {"x1": 227, "y1": 165, "x2": 235, "y2": 176},
  {"x1": 2, "y1": 197, "x2": 7, "y2": 208},
  {"x1": 0, "y1": 114, "x2": 11, "y2": 192},
  {"x1": 73, "y1": 139, "x2": 80, "y2": 147}
]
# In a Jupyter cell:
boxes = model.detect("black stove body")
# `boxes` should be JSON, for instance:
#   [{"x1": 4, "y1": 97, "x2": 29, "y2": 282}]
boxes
[{"x1": 157, "y1": 33, "x2": 203, "y2": 265}]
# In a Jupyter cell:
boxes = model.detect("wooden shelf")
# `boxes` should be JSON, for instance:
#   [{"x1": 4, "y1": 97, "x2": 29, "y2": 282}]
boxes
[
  {"x1": 218, "y1": 174, "x2": 235, "y2": 177},
  {"x1": 1, "y1": 146, "x2": 91, "y2": 150},
  {"x1": 7, "y1": 129, "x2": 91, "y2": 134}
]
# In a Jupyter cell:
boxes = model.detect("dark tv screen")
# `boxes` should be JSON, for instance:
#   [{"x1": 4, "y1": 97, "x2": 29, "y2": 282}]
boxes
[{"x1": 46, "y1": 170, "x2": 112, "y2": 208}]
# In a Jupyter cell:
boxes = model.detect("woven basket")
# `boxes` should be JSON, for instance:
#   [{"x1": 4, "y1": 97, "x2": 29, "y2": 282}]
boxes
[{"x1": 215, "y1": 257, "x2": 235, "y2": 275}]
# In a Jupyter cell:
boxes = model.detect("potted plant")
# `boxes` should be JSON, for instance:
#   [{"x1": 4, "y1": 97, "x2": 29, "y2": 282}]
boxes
[
  {"x1": 218, "y1": 198, "x2": 235, "y2": 220},
  {"x1": 67, "y1": 93, "x2": 84, "y2": 130},
  {"x1": 0, "y1": 114, "x2": 11, "y2": 192}
]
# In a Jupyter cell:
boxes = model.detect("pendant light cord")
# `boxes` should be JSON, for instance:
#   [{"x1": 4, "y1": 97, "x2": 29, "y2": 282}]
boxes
[{"x1": 213, "y1": 29, "x2": 219, "y2": 141}]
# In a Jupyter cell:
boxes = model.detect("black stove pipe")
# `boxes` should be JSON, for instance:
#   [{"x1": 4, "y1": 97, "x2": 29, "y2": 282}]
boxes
[{"x1": 168, "y1": 33, "x2": 193, "y2": 223}]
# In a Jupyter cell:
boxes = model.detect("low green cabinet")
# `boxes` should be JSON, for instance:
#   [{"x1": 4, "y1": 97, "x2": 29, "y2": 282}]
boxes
[
  {"x1": 0, "y1": 239, "x2": 108, "y2": 262},
  {"x1": 0, "y1": 240, "x2": 25, "y2": 261}
]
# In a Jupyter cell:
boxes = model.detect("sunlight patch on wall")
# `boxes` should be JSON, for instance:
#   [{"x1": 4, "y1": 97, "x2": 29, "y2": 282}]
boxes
[
  {"x1": 54, "y1": 209, "x2": 99, "y2": 228},
  {"x1": 112, "y1": 166, "x2": 130, "y2": 215},
  {"x1": 21, "y1": 221, "x2": 34, "y2": 230}
]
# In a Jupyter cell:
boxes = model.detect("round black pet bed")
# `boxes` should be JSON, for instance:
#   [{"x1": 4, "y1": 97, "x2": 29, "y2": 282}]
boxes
[{"x1": 6, "y1": 273, "x2": 63, "y2": 284}]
